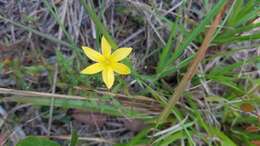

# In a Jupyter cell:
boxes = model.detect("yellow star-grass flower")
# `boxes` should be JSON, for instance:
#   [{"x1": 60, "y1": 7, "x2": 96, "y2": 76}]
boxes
[{"x1": 81, "y1": 36, "x2": 132, "y2": 89}]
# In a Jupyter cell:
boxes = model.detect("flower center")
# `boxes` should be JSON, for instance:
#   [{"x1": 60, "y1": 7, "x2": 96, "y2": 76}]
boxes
[{"x1": 102, "y1": 57, "x2": 113, "y2": 66}]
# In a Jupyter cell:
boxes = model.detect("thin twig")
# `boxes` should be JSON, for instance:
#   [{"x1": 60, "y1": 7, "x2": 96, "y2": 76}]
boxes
[
  {"x1": 0, "y1": 88, "x2": 86, "y2": 100},
  {"x1": 157, "y1": 1, "x2": 229, "y2": 125},
  {"x1": 47, "y1": 63, "x2": 58, "y2": 135},
  {"x1": 47, "y1": 0, "x2": 68, "y2": 136}
]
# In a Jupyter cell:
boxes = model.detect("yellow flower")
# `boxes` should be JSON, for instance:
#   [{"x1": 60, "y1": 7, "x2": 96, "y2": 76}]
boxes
[{"x1": 81, "y1": 36, "x2": 132, "y2": 89}]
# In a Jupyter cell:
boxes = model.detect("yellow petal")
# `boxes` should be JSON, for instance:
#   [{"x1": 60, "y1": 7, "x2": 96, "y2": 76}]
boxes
[
  {"x1": 82, "y1": 46, "x2": 104, "y2": 62},
  {"x1": 101, "y1": 36, "x2": 111, "y2": 57},
  {"x1": 81, "y1": 63, "x2": 104, "y2": 74},
  {"x1": 112, "y1": 63, "x2": 130, "y2": 75},
  {"x1": 111, "y1": 47, "x2": 132, "y2": 62},
  {"x1": 102, "y1": 67, "x2": 114, "y2": 89}
]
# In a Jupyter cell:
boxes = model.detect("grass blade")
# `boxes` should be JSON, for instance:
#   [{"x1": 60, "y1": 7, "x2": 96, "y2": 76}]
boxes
[
  {"x1": 80, "y1": 0, "x2": 118, "y2": 49},
  {"x1": 157, "y1": 22, "x2": 178, "y2": 73},
  {"x1": 157, "y1": 0, "x2": 228, "y2": 125},
  {"x1": 166, "y1": 0, "x2": 226, "y2": 66}
]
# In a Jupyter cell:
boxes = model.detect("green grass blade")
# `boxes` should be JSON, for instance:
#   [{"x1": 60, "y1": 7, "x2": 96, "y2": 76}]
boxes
[
  {"x1": 187, "y1": 96, "x2": 237, "y2": 146},
  {"x1": 157, "y1": 22, "x2": 177, "y2": 73},
  {"x1": 165, "y1": 0, "x2": 226, "y2": 66},
  {"x1": 7, "y1": 96, "x2": 150, "y2": 119},
  {"x1": 226, "y1": 0, "x2": 244, "y2": 26},
  {"x1": 69, "y1": 130, "x2": 78, "y2": 146},
  {"x1": 236, "y1": 8, "x2": 259, "y2": 27},
  {"x1": 155, "y1": 131, "x2": 189, "y2": 146},
  {"x1": 119, "y1": 128, "x2": 151, "y2": 146},
  {"x1": 80, "y1": 0, "x2": 118, "y2": 49},
  {"x1": 234, "y1": 0, "x2": 257, "y2": 26},
  {"x1": 215, "y1": 22, "x2": 260, "y2": 41},
  {"x1": 213, "y1": 127, "x2": 237, "y2": 146},
  {"x1": 16, "y1": 136, "x2": 60, "y2": 146},
  {"x1": 155, "y1": 54, "x2": 194, "y2": 80},
  {"x1": 215, "y1": 33, "x2": 260, "y2": 44}
]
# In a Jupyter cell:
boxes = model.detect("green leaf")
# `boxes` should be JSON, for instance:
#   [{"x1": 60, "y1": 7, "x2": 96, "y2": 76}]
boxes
[
  {"x1": 69, "y1": 130, "x2": 78, "y2": 146},
  {"x1": 16, "y1": 136, "x2": 60, "y2": 146}
]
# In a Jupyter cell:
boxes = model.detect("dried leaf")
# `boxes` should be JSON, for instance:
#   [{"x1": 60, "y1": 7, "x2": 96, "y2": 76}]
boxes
[
  {"x1": 71, "y1": 110, "x2": 107, "y2": 127},
  {"x1": 251, "y1": 140, "x2": 260, "y2": 146},
  {"x1": 122, "y1": 119, "x2": 147, "y2": 132},
  {"x1": 0, "y1": 134, "x2": 5, "y2": 145},
  {"x1": 0, "y1": 45, "x2": 6, "y2": 51},
  {"x1": 240, "y1": 103, "x2": 254, "y2": 112},
  {"x1": 245, "y1": 125, "x2": 259, "y2": 133}
]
